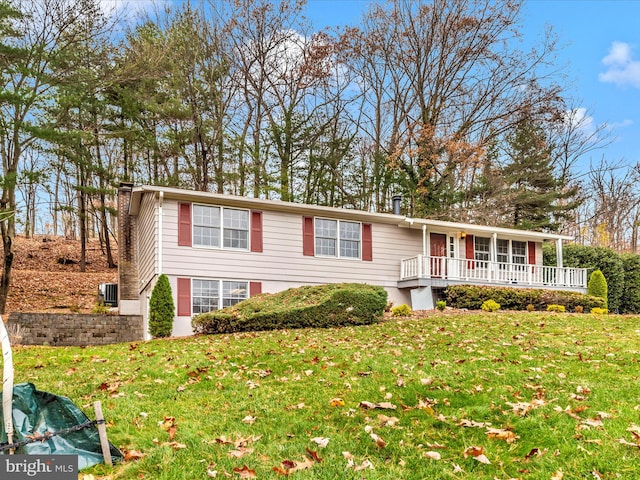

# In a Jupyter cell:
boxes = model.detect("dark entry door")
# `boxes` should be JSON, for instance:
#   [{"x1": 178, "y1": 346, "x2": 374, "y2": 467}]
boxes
[{"x1": 430, "y1": 233, "x2": 447, "y2": 278}]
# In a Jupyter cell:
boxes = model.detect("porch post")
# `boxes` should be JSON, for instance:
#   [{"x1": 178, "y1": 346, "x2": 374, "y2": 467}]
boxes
[
  {"x1": 556, "y1": 238, "x2": 563, "y2": 268},
  {"x1": 492, "y1": 232, "x2": 498, "y2": 281},
  {"x1": 422, "y1": 225, "x2": 427, "y2": 256}
]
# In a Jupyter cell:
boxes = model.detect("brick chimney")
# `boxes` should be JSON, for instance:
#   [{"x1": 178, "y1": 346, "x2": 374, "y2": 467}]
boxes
[{"x1": 117, "y1": 183, "x2": 140, "y2": 314}]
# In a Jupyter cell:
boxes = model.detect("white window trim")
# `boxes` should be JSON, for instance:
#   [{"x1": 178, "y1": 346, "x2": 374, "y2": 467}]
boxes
[
  {"x1": 191, "y1": 278, "x2": 249, "y2": 314},
  {"x1": 496, "y1": 238, "x2": 528, "y2": 265},
  {"x1": 314, "y1": 217, "x2": 362, "y2": 260},
  {"x1": 192, "y1": 204, "x2": 250, "y2": 251}
]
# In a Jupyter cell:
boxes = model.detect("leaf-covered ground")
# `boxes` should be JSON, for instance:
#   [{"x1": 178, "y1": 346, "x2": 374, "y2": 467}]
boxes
[
  {"x1": 8, "y1": 311, "x2": 640, "y2": 479},
  {"x1": 6, "y1": 236, "x2": 117, "y2": 314}
]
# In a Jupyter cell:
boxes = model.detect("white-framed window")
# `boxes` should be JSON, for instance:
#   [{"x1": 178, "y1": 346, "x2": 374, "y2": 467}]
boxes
[
  {"x1": 474, "y1": 236, "x2": 490, "y2": 264},
  {"x1": 315, "y1": 218, "x2": 361, "y2": 259},
  {"x1": 192, "y1": 279, "x2": 248, "y2": 314},
  {"x1": 496, "y1": 239, "x2": 528, "y2": 265},
  {"x1": 192, "y1": 204, "x2": 249, "y2": 249},
  {"x1": 497, "y1": 239, "x2": 509, "y2": 264},
  {"x1": 512, "y1": 241, "x2": 527, "y2": 264}
]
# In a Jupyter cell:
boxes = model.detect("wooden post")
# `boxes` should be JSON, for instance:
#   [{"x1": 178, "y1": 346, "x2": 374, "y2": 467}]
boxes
[{"x1": 93, "y1": 401, "x2": 113, "y2": 466}]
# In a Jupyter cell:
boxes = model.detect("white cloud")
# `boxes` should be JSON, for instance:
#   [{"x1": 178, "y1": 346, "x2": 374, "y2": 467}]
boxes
[
  {"x1": 598, "y1": 41, "x2": 640, "y2": 89},
  {"x1": 564, "y1": 107, "x2": 595, "y2": 134}
]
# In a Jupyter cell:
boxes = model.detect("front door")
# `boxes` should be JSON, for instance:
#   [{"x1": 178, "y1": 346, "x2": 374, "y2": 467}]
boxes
[{"x1": 430, "y1": 233, "x2": 447, "y2": 278}]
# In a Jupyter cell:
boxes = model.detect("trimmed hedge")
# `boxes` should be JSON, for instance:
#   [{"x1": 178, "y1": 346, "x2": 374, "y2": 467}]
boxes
[
  {"x1": 445, "y1": 284, "x2": 605, "y2": 312},
  {"x1": 192, "y1": 283, "x2": 388, "y2": 334},
  {"x1": 149, "y1": 274, "x2": 175, "y2": 338}
]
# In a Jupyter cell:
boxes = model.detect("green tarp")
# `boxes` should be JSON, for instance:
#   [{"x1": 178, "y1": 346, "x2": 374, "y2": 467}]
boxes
[{"x1": 0, "y1": 383, "x2": 122, "y2": 470}]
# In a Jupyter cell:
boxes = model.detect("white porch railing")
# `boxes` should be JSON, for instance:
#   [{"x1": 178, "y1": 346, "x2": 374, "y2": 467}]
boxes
[{"x1": 400, "y1": 255, "x2": 587, "y2": 289}]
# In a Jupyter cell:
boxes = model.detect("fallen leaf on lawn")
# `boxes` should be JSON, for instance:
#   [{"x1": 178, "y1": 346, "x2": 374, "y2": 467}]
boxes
[
  {"x1": 272, "y1": 457, "x2": 315, "y2": 475},
  {"x1": 305, "y1": 448, "x2": 322, "y2": 463},
  {"x1": 581, "y1": 418, "x2": 604, "y2": 428},
  {"x1": 426, "y1": 442, "x2": 446, "y2": 449},
  {"x1": 122, "y1": 449, "x2": 146, "y2": 462},
  {"x1": 207, "y1": 468, "x2": 217, "y2": 477},
  {"x1": 458, "y1": 419, "x2": 490, "y2": 428},
  {"x1": 370, "y1": 433, "x2": 386, "y2": 449},
  {"x1": 346, "y1": 458, "x2": 374, "y2": 471},
  {"x1": 421, "y1": 377, "x2": 434, "y2": 385},
  {"x1": 159, "y1": 416, "x2": 177, "y2": 441},
  {"x1": 359, "y1": 401, "x2": 397, "y2": 410},
  {"x1": 452, "y1": 463, "x2": 464, "y2": 473},
  {"x1": 166, "y1": 442, "x2": 187, "y2": 450},
  {"x1": 551, "y1": 469, "x2": 563, "y2": 480},
  {"x1": 329, "y1": 398, "x2": 345, "y2": 407},
  {"x1": 423, "y1": 451, "x2": 441, "y2": 460},
  {"x1": 378, "y1": 414, "x2": 399, "y2": 427},
  {"x1": 242, "y1": 415, "x2": 256, "y2": 425},
  {"x1": 233, "y1": 465, "x2": 257, "y2": 478},
  {"x1": 486, "y1": 427, "x2": 518, "y2": 443},
  {"x1": 463, "y1": 446, "x2": 490, "y2": 464},
  {"x1": 576, "y1": 386, "x2": 591, "y2": 395},
  {"x1": 396, "y1": 375, "x2": 405, "y2": 387},
  {"x1": 311, "y1": 437, "x2": 329, "y2": 448},
  {"x1": 524, "y1": 447, "x2": 547, "y2": 460},
  {"x1": 229, "y1": 447, "x2": 254, "y2": 458}
]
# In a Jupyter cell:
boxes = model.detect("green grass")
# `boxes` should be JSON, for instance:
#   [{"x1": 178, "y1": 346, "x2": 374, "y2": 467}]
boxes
[{"x1": 8, "y1": 311, "x2": 640, "y2": 479}]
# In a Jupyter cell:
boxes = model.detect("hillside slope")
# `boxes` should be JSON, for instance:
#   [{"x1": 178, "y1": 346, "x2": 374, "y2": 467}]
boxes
[{"x1": 5, "y1": 236, "x2": 117, "y2": 314}]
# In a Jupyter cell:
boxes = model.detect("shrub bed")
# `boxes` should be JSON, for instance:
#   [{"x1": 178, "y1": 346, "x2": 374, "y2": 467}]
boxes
[
  {"x1": 192, "y1": 283, "x2": 388, "y2": 334},
  {"x1": 445, "y1": 285, "x2": 605, "y2": 312}
]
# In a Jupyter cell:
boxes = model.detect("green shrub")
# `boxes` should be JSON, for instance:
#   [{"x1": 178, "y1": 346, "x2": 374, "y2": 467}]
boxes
[
  {"x1": 546, "y1": 304, "x2": 565, "y2": 313},
  {"x1": 446, "y1": 284, "x2": 605, "y2": 312},
  {"x1": 391, "y1": 304, "x2": 412, "y2": 317},
  {"x1": 545, "y1": 243, "x2": 623, "y2": 312},
  {"x1": 481, "y1": 299, "x2": 500, "y2": 312},
  {"x1": 92, "y1": 302, "x2": 110, "y2": 314},
  {"x1": 621, "y1": 254, "x2": 640, "y2": 314},
  {"x1": 526, "y1": 303, "x2": 535, "y2": 312},
  {"x1": 575, "y1": 305, "x2": 584, "y2": 314},
  {"x1": 588, "y1": 269, "x2": 608, "y2": 310},
  {"x1": 591, "y1": 307, "x2": 608, "y2": 315},
  {"x1": 192, "y1": 283, "x2": 388, "y2": 334},
  {"x1": 435, "y1": 300, "x2": 447, "y2": 311},
  {"x1": 149, "y1": 274, "x2": 175, "y2": 338}
]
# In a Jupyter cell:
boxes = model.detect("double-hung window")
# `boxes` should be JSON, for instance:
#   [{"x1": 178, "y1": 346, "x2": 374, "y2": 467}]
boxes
[
  {"x1": 497, "y1": 239, "x2": 509, "y2": 265},
  {"x1": 192, "y1": 279, "x2": 248, "y2": 314},
  {"x1": 192, "y1": 205, "x2": 249, "y2": 249},
  {"x1": 474, "y1": 236, "x2": 490, "y2": 267},
  {"x1": 512, "y1": 241, "x2": 527, "y2": 265},
  {"x1": 315, "y1": 218, "x2": 361, "y2": 259}
]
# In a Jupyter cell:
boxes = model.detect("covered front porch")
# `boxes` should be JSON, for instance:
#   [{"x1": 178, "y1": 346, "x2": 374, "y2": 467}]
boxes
[{"x1": 396, "y1": 217, "x2": 587, "y2": 292}]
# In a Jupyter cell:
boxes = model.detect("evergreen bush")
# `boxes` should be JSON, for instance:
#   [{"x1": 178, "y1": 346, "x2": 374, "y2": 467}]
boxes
[
  {"x1": 481, "y1": 299, "x2": 500, "y2": 312},
  {"x1": 436, "y1": 300, "x2": 447, "y2": 311},
  {"x1": 587, "y1": 269, "x2": 608, "y2": 310},
  {"x1": 149, "y1": 274, "x2": 175, "y2": 338},
  {"x1": 621, "y1": 254, "x2": 640, "y2": 314},
  {"x1": 446, "y1": 284, "x2": 604, "y2": 312},
  {"x1": 192, "y1": 283, "x2": 387, "y2": 334}
]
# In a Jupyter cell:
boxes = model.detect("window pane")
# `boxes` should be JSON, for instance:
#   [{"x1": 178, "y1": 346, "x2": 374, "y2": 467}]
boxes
[
  {"x1": 193, "y1": 205, "x2": 220, "y2": 247},
  {"x1": 315, "y1": 219, "x2": 337, "y2": 256},
  {"x1": 340, "y1": 221, "x2": 360, "y2": 258},
  {"x1": 222, "y1": 281, "x2": 248, "y2": 308},
  {"x1": 340, "y1": 221, "x2": 360, "y2": 240},
  {"x1": 192, "y1": 279, "x2": 219, "y2": 314},
  {"x1": 222, "y1": 209, "x2": 249, "y2": 249},
  {"x1": 475, "y1": 237, "x2": 490, "y2": 261},
  {"x1": 512, "y1": 241, "x2": 526, "y2": 264},
  {"x1": 497, "y1": 239, "x2": 508, "y2": 263},
  {"x1": 340, "y1": 239, "x2": 360, "y2": 258}
]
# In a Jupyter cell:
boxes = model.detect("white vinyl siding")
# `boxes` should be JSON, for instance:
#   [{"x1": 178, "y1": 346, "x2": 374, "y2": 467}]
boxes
[
  {"x1": 193, "y1": 204, "x2": 248, "y2": 249},
  {"x1": 160, "y1": 202, "x2": 418, "y2": 290},
  {"x1": 315, "y1": 218, "x2": 360, "y2": 259},
  {"x1": 138, "y1": 193, "x2": 157, "y2": 291},
  {"x1": 192, "y1": 279, "x2": 248, "y2": 314}
]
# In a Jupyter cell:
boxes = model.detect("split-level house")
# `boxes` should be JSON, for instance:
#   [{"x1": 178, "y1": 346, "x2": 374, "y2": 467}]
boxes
[{"x1": 118, "y1": 184, "x2": 587, "y2": 337}]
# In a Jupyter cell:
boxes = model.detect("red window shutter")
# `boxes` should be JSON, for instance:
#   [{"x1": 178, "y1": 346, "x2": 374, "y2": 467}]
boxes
[
  {"x1": 465, "y1": 235, "x2": 475, "y2": 269},
  {"x1": 528, "y1": 241, "x2": 536, "y2": 265},
  {"x1": 249, "y1": 281, "x2": 262, "y2": 297},
  {"x1": 177, "y1": 277, "x2": 191, "y2": 316},
  {"x1": 362, "y1": 223, "x2": 373, "y2": 261},
  {"x1": 250, "y1": 211, "x2": 263, "y2": 253},
  {"x1": 302, "y1": 216, "x2": 314, "y2": 256},
  {"x1": 178, "y1": 202, "x2": 192, "y2": 246}
]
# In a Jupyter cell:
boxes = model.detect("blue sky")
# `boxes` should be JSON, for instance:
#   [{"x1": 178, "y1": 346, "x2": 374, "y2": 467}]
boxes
[{"x1": 303, "y1": 0, "x2": 640, "y2": 173}]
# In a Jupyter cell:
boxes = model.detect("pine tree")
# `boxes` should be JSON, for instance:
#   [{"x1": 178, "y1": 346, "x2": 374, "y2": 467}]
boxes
[
  {"x1": 149, "y1": 274, "x2": 175, "y2": 338},
  {"x1": 500, "y1": 115, "x2": 579, "y2": 231}
]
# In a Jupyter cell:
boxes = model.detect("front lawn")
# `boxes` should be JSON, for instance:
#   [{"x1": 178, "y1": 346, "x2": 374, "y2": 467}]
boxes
[{"x1": 7, "y1": 311, "x2": 640, "y2": 478}]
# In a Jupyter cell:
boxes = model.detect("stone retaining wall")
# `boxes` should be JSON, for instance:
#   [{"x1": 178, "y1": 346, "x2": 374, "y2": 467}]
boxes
[{"x1": 7, "y1": 313, "x2": 144, "y2": 346}]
